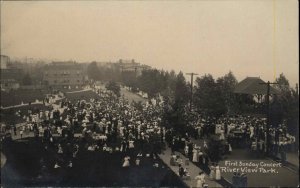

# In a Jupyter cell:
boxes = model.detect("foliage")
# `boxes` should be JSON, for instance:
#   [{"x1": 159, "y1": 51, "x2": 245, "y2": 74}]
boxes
[
  {"x1": 273, "y1": 73, "x2": 299, "y2": 135},
  {"x1": 105, "y1": 81, "x2": 121, "y2": 97},
  {"x1": 174, "y1": 72, "x2": 189, "y2": 108},
  {"x1": 193, "y1": 74, "x2": 225, "y2": 117},
  {"x1": 216, "y1": 71, "x2": 238, "y2": 113},
  {"x1": 22, "y1": 73, "x2": 32, "y2": 85},
  {"x1": 87, "y1": 62, "x2": 101, "y2": 81},
  {"x1": 137, "y1": 69, "x2": 169, "y2": 98},
  {"x1": 161, "y1": 71, "x2": 189, "y2": 133}
]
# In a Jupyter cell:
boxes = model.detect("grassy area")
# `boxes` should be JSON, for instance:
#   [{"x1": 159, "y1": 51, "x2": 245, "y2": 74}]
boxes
[
  {"x1": 1, "y1": 89, "x2": 47, "y2": 107},
  {"x1": 0, "y1": 104, "x2": 52, "y2": 124}
]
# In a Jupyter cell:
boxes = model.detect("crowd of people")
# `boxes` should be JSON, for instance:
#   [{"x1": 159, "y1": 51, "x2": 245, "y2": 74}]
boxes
[
  {"x1": 178, "y1": 112, "x2": 296, "y2": 163},
  {"x1": 1, "y1": 85, "x2": 297, "y2": 188},
  {"x1": 4, "y1": 88, "x2": 168, "y2": 172}
]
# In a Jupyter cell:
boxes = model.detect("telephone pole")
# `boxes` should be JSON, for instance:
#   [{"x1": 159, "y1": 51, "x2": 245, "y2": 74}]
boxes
[
  {"x1": 260, "y1": 81, "x2": 279, "y2": 155},
  {"x1": 186, "y1": 73, "x2": 198, "y2": 111}
]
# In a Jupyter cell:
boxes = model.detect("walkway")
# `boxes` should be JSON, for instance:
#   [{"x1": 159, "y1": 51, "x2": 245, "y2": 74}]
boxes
[
  {"x1": 65, "y1": 89, "x2": 92, "y2": 94},
  {"x1": 159, "y1": 146, "x2": 222, "y2": 188}
]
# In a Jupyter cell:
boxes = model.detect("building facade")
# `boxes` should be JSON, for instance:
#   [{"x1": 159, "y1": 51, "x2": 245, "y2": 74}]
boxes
[
  {"x1": 0, "y1": 55, "x2": 22, "y2": 91},
  {"x1": 0, "y1": 55, "x2": 10, "y2": 69},
  {"x1": 0, "y1": 79, "x2": 20, "y2": 91},
  {"x1": 43, "y1": 62, "x2": 85, "y2": 89},
  {"x1": 105, "y1": 59, "x2": 151, "y2": 76}
]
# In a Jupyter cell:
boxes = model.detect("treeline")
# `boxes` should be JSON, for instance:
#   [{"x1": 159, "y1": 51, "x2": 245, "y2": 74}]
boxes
[
  {"x1": 87, "y1": 62, "x2": 298, "y2": 128},
  {"x1": 87, "y1": 62, "x2": 122, "y2": 82}
]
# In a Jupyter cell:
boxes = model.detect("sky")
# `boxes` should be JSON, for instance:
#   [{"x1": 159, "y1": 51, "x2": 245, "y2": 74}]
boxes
[{"x1": 1, "y1": 0, "x2": 298, "y2": 86}]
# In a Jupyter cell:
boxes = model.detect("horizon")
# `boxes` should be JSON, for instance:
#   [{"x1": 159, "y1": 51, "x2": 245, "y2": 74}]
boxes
[
  {"x1": 3, "y1": 55, "x2": 297, "y2": 87},
  {"x1": 1, "y1": 1, "x2": 298, "y2": 86}
]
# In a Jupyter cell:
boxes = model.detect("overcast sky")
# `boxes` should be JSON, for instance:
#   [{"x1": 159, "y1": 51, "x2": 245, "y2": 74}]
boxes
[{"x1": 1, "y1": 0, "x2": 298, "y2": 86}]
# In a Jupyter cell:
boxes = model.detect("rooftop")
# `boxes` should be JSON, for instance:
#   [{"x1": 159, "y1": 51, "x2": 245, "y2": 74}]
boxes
[{"x1": 234, "y1": 77, "x2": 279, "y2": 95}]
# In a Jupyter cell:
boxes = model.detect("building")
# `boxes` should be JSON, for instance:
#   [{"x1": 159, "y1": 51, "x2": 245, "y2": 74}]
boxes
[
  {"x1": 105, "y1": 59, "x2": 151, "y2": 76},
  {"x1": 43, "y1": 61, "x2": 85, "y2": 89},
  {"x1": 0, "y1": 55, "x2": 10, "y2": 69},
  {"x1": 0, "y1": 79, "x2": 20, "y2": 91},
  {"x1": 0, "y1": 55, "x2": 21, "y2": 91}
]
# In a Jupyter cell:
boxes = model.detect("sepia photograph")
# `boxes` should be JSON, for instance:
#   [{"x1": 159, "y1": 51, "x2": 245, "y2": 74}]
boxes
[{"x1": 0, "y1": 1, "x2": 299, "y2": 187}]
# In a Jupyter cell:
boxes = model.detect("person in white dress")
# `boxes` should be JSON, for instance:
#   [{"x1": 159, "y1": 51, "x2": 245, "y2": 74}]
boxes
[
  {"x1": 192, "y1": 147, "x2": 199, "y2": 163},
  {"x1": 195, "y1": 171, "x2": 205, "y2": 188},
  {"x1": 219, "y1": 129, "x2": 225, "y2": 140},
  {"x1": 184, "y1": 144, "x2": 189, "y2": 156},
  {"x1": 122, "y1": 156, "x2": 130, "y2": 167},
  {"x1": 209, "y1": 164, "x2": 215, "y2": 180},
  {"x1": 129, "y1": 140, "x2": 134, "y2": 149},
  {"x1": 135, "y1": 158, "x2": 140, "y2": 166},
  {"x1": 215, "y1": 165, "x2": 221, "y2": 180},
  {"x1": 250, "y1": 125, "x2": 254, "y2": 138}
]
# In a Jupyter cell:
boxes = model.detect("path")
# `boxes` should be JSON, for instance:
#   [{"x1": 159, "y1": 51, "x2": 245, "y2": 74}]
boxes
[
  {"x1": 120, "y1": 87, "x2": 147, "y2": 103},
  {"x1": 65, "y1": 89, "x2": 92, "y2": 94},
  {"x1": 159, "y1": 146, "x2": 222, "y2": 188},
  {"x1": 94, "y1": 83, "x2": 147, "y2": 103}
]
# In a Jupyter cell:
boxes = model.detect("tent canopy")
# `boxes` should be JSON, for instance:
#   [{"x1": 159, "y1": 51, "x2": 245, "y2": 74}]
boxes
[{"x1": 234, "y1": 77, "x2": 279, "y2": 95}]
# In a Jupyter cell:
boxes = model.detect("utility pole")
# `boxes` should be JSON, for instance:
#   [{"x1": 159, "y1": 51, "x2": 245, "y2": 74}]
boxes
[
  {"x1": 260, "y1": 81, "x2": 279, "y2": 155},
  {"x1": 134, "y1": 67, "x2": 137, "y2": 78},
  {"x1": 186, "y1": 73, "x2": 198, "y2": 111}
]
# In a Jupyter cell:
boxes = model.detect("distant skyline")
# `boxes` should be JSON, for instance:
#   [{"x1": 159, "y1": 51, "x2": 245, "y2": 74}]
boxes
[{"x1": 1, "y1": 1, "x2": 298, "y2": 86}]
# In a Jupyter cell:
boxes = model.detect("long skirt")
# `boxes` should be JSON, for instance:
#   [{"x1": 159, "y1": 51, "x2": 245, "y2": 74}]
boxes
[
  {"x1": 215, "y1": 169, "x2": 221, "y2": 180},
  {"x1": 192, "y1": 152, "x2": 198, "y2": 162}
]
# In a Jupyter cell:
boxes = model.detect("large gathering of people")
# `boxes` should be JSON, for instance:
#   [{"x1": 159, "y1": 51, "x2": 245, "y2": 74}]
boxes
[
  {"x1": 167, "y1": 111, "x2": 296, "y2": 164},
  {"x1": 0, "y1": 85, "x2": 298, "y2": 188},
  {"x1": 3, "y1": 88, "x2": 168, "y2": 171}
]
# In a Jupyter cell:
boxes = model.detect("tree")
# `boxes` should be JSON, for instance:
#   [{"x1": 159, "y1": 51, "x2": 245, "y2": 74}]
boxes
[
  {"x1": 87, "y1": 62, "x2": 101, "y2": 81},
  {"x1": 194, "y1": 74, "x2": 224, "y2": 116},
  {"x1": 273, "y1": 73, "x2": 299, "y2": 138},
  {"x1": 216, "y1": 71, "x2": 238, "y2": 114},
  {"x1": 22, "y1": 73, "x2": 32, "y2": 85},
  {"x1": 174, "y1": 71, "x2": 189, "y2": 108},
  {"x1": 164, "y1": 72, "x2": 189, "y2": 133},
  {"x1": 136, "y1": 69, "x2": 162, "y2": 98},
  {"x1": 275, "y1": 73, "x2": 290, "y2": 92},
  {"x1": 105, "y1": 81, "x2": 121, "y2": 97}
]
